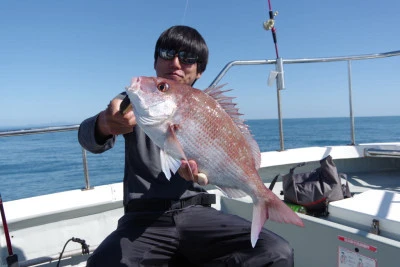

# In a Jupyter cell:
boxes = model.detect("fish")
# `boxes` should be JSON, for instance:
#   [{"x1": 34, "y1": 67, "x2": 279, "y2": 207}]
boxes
[{"x1": 125, "y1": 76, "x2": 304, "y2": 247}]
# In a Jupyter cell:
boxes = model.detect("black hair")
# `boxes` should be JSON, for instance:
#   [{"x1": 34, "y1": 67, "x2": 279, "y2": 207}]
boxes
[{"x1": 154, "y1": 25, "x2": 209, "y2": 74}]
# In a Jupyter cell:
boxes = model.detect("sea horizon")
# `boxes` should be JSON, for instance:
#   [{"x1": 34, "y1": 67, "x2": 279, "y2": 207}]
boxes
[
  {"x1": 1, "y1": 115, "x2": 399, "y2": 201},
  {"x1": 1, "y1": 115, "x2": 399, "y2": 132}
]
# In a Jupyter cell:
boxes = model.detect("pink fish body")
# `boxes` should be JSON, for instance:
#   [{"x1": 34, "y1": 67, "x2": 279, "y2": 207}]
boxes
[{"x1": 126, "y1": 76, "x2": 304, "y2": 247}]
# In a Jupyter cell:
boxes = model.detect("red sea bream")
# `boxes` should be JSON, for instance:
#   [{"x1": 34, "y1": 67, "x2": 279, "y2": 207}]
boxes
[{"x1": 125, "y1": 76, "x2": 304, "y2": 247}]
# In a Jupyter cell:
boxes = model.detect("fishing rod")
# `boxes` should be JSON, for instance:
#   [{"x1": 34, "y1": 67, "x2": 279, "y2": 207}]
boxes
[
  {"x1": 0, "y1": 194, "x2": 19, "y2": 267},
  {"x1": 263, "y1": 0, "x2": 279, "y2": 58},
  {"x1": 263, "y1": 0, "x2": 283, "y2": 89},
  {"x1": 263, "y1": 0, "x2": 286, "y2": 151}
]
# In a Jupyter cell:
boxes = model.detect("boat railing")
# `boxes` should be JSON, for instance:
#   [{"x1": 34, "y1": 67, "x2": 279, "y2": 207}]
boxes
[
  {"x1": 0, "y1": 125, "x2": 94, "y2": 190},
  {"x1": 364, "y1": 148, "x2": 400, "y2": 158},
  {"x1": 1, "y1": 50, "x2": 399, "y2": 190},
  {"x1": 209, "y1": 50, "x2": 400, "y2": 151}
]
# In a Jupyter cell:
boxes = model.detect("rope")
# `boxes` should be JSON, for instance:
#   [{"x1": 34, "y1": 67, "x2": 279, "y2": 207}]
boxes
[{"x1": 57, "y1": 237, "x2": 90, "y2": 267}]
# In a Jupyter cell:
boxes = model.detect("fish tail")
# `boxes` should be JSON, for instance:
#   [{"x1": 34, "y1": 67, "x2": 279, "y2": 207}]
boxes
[
  {"x1": 267, "y1": 192, "x2": 304, "y2": 228},
  {"x1": 251, "y1": 194, "x2": 304, "y2": 248},
  {"x1": 251, "y1": 202, "x2": 268, "y2": 248}
]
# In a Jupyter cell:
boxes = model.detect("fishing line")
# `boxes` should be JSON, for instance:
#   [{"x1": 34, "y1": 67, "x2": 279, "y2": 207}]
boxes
[{"x1": 181, "y1": 0, "x2": 189, "y2": 24}]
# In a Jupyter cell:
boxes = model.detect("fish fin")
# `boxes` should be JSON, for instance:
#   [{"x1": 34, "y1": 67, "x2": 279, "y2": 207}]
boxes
[
  {"x1": 251, "y1": 194, "x2": 304, "y2": 248},
  {"x1": 159, "y1": 149, "x2": 181, "y2": 180},
  {"x1": 162, "y1": 124, "x2": 196, "y2": 181},
  {"x1": 251, "y1": 202, "x2": 268, "y2": 248},
  {"x1": 204, "y1": 85, "x2": 261, "y2": 169},
  {"x1": 216, "y1": 186, "x2": 248, "y2": 199},
  {"x1": 163, "y1": 124, "x2": 187, "y2": 160}
]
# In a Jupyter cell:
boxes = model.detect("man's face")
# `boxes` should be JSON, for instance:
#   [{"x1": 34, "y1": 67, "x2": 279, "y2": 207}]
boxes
[{"x1": 154, "y1": 54, "x2": 202, "y2": 86}]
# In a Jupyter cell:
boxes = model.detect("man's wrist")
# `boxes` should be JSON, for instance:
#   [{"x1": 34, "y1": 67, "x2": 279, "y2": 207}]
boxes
[{"x1": 95, "y1": 111, "x2": 113, "y2": 144}]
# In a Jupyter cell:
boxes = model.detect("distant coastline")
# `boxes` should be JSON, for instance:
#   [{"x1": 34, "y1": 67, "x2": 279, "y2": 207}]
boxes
[
  {"x1": 0, "y1": 123, "x2": 80, "y2": 132},
  {"x1": 246, "y1": 115, "x2": 400, "y2": 122},
  {"x1": 1, "y1": 115, "x2": 399, "y2": 132}
]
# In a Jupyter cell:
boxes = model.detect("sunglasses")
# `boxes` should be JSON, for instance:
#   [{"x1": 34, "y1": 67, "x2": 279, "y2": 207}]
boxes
[{"x1": 158, "y1": 48, "x2": 199, "y2": 65}]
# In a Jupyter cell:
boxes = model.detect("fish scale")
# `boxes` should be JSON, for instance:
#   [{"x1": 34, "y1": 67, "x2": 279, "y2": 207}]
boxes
[
  {"x1": 126, "y1": 76, "x2": 304, "y2": 247},
  {"x1": 177, "y1": 120, "x2": 249, "y2": 186}
]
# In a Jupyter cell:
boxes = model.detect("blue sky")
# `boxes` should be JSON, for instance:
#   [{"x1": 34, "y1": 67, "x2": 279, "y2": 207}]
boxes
[{"x1": 1, "y1": 0, "x2": 399, "y2": 128}]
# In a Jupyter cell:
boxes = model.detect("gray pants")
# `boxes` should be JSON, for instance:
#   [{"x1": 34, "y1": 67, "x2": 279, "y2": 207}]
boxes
[{"x1": 87, "y1": 206, "x2": 294, "y2": 267}]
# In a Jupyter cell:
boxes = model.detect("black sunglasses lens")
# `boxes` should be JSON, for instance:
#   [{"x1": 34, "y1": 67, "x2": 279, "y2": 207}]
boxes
[
  {"x1": 159, "y1": 49, "x2": 175, "y2": 60},
  {"x1": 178, "y1": 51, "x2": 198, "y2": 64},
  {"x1": 159, "y1": 49, "x2": 198, "y2": 64}
]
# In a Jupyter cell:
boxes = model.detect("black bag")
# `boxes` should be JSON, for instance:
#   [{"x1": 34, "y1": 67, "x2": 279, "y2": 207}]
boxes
[{"x1": 270, "y1": 155, "x2": 351, "y2": 216}]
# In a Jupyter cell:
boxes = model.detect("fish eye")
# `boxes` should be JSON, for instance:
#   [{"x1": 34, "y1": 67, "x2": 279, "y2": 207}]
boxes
[{"x1": 157, "y1": 82, "x2": 169, "y2": 92}]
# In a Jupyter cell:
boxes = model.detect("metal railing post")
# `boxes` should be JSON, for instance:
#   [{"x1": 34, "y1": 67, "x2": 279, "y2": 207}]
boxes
[
  {"x1": 348, "y1": 60, "x2": 356, "y2": 145},
  {"x1": 276, "y1": 57, "x2": 285, "y2": 151},
  {"x1": 81, "y1": 148, "x2": 91, "y2": 190}
]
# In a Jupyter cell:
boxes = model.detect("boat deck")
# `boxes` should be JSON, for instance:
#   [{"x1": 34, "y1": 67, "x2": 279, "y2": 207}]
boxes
[
  {"x1": 256, "y1": 156, "x2": 400, "y2": 197},
  {"x1": 345, "y1": 170, "x2": 400, "y2": 194},
  {"x1": 265, "y1": 169, "x2": 400, "y2": 200},
  {"x1": 216, "y1": 155, "x2": 400, "y2": 267}
]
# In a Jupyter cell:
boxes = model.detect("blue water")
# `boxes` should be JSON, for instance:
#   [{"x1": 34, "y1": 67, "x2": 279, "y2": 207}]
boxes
[{"x1": 1, "y1": 116, "x2": 399, "y2": 202}]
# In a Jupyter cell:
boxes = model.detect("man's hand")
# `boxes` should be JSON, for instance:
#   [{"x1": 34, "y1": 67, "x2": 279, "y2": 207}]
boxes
[
  {"x1": 178, "y1": 160, "x2": 209, "y2": 186},
  {"x1": 95, "y1": 95, "x2": 136, "y2": 143}
]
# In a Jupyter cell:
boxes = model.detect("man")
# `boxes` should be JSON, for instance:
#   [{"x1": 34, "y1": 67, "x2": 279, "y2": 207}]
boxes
[{"x1": 79, "y1": 25, "x2": 294, "y2": 266}]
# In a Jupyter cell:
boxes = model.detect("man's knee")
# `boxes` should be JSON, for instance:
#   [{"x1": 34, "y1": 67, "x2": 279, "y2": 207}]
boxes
[
  {"x1": 86, "y1": 237, "x2": 124, "y2": 267},
  {"x1": 256, "y1": 232, "x2": 294, "y2": 267},
  {"x1": 86, "y1": 250, "x2": 120, "y2": 267},
  {"x1": 273, "y1": 242, "x2": 294, "y2": 267}
]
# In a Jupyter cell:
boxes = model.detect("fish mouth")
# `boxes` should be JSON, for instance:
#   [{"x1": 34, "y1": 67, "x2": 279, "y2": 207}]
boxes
[
  {"x1": 128, "y1": 77, "x2": 141, "y2": 93},
  {"x1": 120, "y1": 77, "x2": 142, "y2": 115},
  {"x1": 125, "y1": 77, "x2": 148, "y2": 115},
  {"x1": 125, "y1": 76, "x2": 176, "y2": 127}
]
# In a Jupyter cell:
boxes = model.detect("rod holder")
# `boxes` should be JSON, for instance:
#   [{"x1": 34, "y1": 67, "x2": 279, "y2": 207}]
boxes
[{"x1": 276, "y1": 57, "x2": 285, "y2": 90}]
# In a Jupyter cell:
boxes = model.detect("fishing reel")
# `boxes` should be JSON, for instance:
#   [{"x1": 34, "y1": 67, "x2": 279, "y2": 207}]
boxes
[{"x1": 263, "y1": 11, "x2": 278, "y2": 31}]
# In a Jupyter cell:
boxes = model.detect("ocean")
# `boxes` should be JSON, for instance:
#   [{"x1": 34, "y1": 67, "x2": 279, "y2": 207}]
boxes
[{"x1": 1, "y1": 116, "x2": 399, "y2": 202}]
